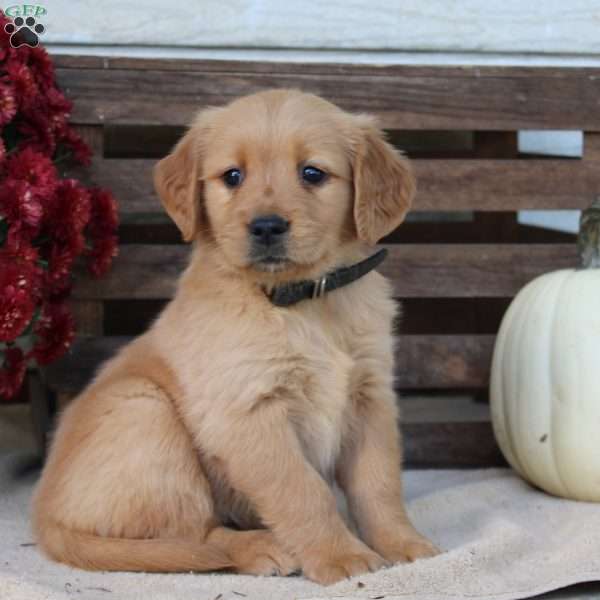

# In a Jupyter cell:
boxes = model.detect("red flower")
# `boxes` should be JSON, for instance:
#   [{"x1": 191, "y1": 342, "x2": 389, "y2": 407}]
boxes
[
  {"x1": 0, "y1": 13, "x2": 15, "y2": 61},
  {"x1": 61, "y1": 128, "x2": 91, "y2": 166},
  {"x1": 0, "y1": 345, "x2": 26, "y2": 400},
  {"x1": 88, "y1": 188, "x2": 119, "y2": 236},
  {"x1": 27, "y1": 46, "x2": 55, "y2": 91},
  {"x1": 45, "y1": 86, "x2": 72, "y2": 116},
  {"x1": 46, "y1": 178, "x2": 91, "y2": 242},
  {"x1": 0, "y1": 179, "x2": 43, "y2": 239},
  {"x1": 5, "y1": 61, "x2": 38, "y2": 112},
  {"x1": 88, "y1": 234, "x2": 118, "y2": 277},
  {"x1": 31, "y1": 302, "x2": 74, "y2": 365},
  {"x1": 0, "y1": 83, "x2": 17, "y2": 126},
  {"x1": 0, "y1": 17, "x2": 119, "y2": 395},
  {"x1": 17, "y1": 110, "x2": 56, "y2": 156},
  {"x1": 86, "y1": 188, "x2": 119, "y2": 276},
  {"x1": 45, "y1": 243, "x2": 75, "y2": 299},
  {"x1": 0, "y1": 245, "x2": 41, "y2": 342},
  {"x1": 4, "y1": 147, "x2": 58, "y2": 202}
]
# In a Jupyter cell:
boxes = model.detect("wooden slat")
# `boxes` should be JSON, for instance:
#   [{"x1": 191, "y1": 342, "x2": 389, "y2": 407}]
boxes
[
  {"x1": 103, "y1": 298, "x2": 508, "y2": 336},
  {"x1": 66, "y1": 157, "x2": 600, "y2": 217},
  {"x1": 71, "y1": 124, "x2": 104, "y2": 154},
  {"x1": 403, "y1": 421, "x2": 504, "y2": 467},
  {"x1": 117, "y1": 221, "x2": 576, "y2": 245},
  {"x1": 42, "y1": 335, "x2": 495, "y2": 394},
  {"x1": 398, "y1": 335, "x2": 493, "y2": 388},
  {"x1": 401, "y1": 397, "x2": 505, "y2": 467},
  {"x1": 71, "y1": 300, "x2": 104, "y2": 337},
  {"x1": 54, "y1": 59, "x2": 600, "y2": 130},
  {"x1": 585, "y1": 132, "x2": 600, "y2": 162},
  {"x1": 72, "y1": 243, "x2": 577, "y2": 300}
]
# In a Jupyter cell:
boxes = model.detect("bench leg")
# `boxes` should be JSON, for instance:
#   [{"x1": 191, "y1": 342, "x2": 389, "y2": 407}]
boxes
[{"x1": 28, "y1": 371, "x2": 56, "y2": 460}]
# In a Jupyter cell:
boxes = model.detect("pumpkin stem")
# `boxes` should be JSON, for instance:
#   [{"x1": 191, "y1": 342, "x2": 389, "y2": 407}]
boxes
[{"x1": 578, "y1": 197, "x2": 600, "y2": 269}]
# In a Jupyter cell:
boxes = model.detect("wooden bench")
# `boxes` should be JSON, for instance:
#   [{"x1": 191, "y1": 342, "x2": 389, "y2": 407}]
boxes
[{"x1": 39, "y1": 56, "x2": 600, "y2": 467}]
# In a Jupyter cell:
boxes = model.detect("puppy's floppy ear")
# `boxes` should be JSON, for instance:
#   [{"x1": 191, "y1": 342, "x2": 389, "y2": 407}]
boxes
[
  {"x1": 153, "y1": 128, "x2": 202, "y2": 242},
  {"x1": 352, "y1": 117, "x2": 415, "y2": 245}
]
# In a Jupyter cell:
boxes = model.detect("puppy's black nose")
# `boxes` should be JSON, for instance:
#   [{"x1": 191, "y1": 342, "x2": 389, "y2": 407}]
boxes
[{"x1": 248, "y1": 214, "x2": 289, "y2": 246}]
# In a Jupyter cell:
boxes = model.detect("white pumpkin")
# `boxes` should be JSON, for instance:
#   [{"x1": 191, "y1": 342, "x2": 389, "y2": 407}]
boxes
[{"x1": 490, "y1": 205, "x2": 600, "y2": 502}]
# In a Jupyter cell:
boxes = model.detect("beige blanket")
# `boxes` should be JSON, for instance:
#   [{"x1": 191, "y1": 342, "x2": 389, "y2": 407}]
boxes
[{"x1": 1, "y1": 448, "x2": 600, "y2": 600}]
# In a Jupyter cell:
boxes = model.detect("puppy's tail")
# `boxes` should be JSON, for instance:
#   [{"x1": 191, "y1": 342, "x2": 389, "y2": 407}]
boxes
[{"x1": 36, "y1": 520, "x2": 233, "y2": 573}]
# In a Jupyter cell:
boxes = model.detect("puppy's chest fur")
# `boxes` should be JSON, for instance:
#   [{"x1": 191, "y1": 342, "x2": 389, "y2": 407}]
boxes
[{"x1": 166, "y1": 274, "x2": 395, "y2": 526}]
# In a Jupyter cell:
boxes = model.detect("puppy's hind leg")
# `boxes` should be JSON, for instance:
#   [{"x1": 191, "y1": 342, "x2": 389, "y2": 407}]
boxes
[{"x1": 33, "y1": 377, "x2": 230, "y2": 573}]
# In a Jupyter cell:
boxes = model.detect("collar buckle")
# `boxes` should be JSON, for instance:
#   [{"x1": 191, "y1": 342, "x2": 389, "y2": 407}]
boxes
[{"x1": 312, "y1": 275, "x2": 328, "y2": 299}]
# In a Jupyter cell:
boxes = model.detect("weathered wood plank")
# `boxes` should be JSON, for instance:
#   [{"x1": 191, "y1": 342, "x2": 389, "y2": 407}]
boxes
[
  {"x1": 101, "y1": 297, "x2": 509, "y2": 336},
  {"x1": 42, "y1": 335, "x2": 494, "y2": 394},
  {"x1": 397, "y1": 335, "x2": 493, "y2": 388},
  {"x1": 72, "y1": 244, "x2": 576, "y2": 300},
  {"x1": 54, "y1": 61, "x2": 600, "y2": 130},
  {"x1": 585, "y1": 132, "x2": 600, "y2": 162},
  {"x1": 66, "y1": 157, "x2": 600, "y2": 216},
  {"x1": 402, "y1": 421, "x2": 505, "y2": 467},
  {"x1": 117, "y1": 220, "x2": 576, "y2": 245},
  {"x1": 71, "y1": 124, "x2": 104, "y2": 154},
  {"x1": 49, "y1": 56, "x2": 600, "y2": 77}
]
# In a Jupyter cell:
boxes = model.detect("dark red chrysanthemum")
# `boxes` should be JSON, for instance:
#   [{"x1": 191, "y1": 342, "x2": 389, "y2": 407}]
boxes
[
  {"x1": 17, "y1": 110, "x2": 56, "y2": 156},
  {"x1": 88, "y1": 234, "x2": 118, "y2": 277},
  {"x1": 45, "y1": 86, "x2": 72, "y2": 116},
  {"x1": 85, "y1": 188, "x2": 119, "y2": 276},
  {"x1": 5, "y1": 61, "x2": 38, "y2": 112},
  {"x1": 0, "y1": 13, "x2": 16, "y2": 63},
  {"x1": 0, "y1": 345, "x2": 27, "y2": 400},
  {"x1": 47, "y1": 178, "x2": 91, "y2": 241},
  {"x1": 0, "y1": 178, "x2": 43, "y2": 238},
  {"x1": 27, "y1": 46, "x2": 55, "y2": 91},
  {"x1": 31, "y1": 301, "x2": 75, "y2": 365},
  {"x1": 88, "y1": 188, "x2": 119, "y2": 236},
  {"x1": 0, "y1": 83, "x2": 17, "y2": 126},
  {"x1": 4, "y1": 147, "x2": 58, "y2": 201},
  {"x1": 0, "y1": 245, "x2": 41, "y2": 342},
  {"x1": 60, "y1": 128, "x2": 91, "y2": 166},
  {"x1": 0, "y1": 21, "x2": 119, "y2": 396},
  {"x1": 45, "y1": 242, "x2": 75, "y2": 298}
]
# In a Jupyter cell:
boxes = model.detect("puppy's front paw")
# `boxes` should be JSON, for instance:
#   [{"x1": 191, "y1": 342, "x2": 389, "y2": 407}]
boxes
[
  {"x1": 303, "y1": 544, "x2": 387, "y2": 585},
  {"x1": 378, "y1": 533, "x2": 441, "y2": 565}
]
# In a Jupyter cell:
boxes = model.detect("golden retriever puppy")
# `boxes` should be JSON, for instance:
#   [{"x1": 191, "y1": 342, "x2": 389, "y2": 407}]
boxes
[{"x1": 33, "y1": 89, "x2": 439, "y2": 585}]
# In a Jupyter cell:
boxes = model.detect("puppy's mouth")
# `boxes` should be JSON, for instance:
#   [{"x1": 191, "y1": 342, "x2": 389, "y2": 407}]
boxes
[{"x1": 251, "y1": 255, "x2": 292, "y2": 273}]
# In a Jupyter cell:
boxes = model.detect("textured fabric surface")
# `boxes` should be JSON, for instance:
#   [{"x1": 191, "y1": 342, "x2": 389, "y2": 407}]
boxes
[{"x1": 1, "y1": 450, "x2": 599, "y2": 600}]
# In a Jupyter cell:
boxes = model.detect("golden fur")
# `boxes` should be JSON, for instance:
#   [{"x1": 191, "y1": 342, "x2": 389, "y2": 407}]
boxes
[{"x1": 33, "y1": 89, "x2": 439, "y2": 585}]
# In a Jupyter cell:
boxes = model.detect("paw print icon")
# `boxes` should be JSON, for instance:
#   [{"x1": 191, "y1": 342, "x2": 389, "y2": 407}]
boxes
[{"x1": 4, "y1": 16, "x2": 45, "y2": 48}]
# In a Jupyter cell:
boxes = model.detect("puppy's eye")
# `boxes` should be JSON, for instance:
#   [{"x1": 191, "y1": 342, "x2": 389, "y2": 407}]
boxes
[
  {"x1": 223, "y1": 168, "x2": 243, "y2": 188},
  {"x1": 301, "y1": 165, "x2": 327, "y2": 185}
]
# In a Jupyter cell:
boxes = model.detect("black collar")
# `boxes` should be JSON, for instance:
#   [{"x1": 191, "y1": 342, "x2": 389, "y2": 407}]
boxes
[{"x1": 266, "y1": 248, "x2": 388, "y2": 307}]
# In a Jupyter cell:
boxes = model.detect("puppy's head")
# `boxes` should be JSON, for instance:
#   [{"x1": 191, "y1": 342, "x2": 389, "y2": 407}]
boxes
[{"x1": 154, "y1": 89, "x2": 414, "y2": 279}]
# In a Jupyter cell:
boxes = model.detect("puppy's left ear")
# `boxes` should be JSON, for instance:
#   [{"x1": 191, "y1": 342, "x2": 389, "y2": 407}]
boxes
[
  {"x1": 154, "y1": 131, "x2": 201, "y2": 242},
  {"x1": 352, "y1": 118, "x2": 415, "y2": 245}
]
